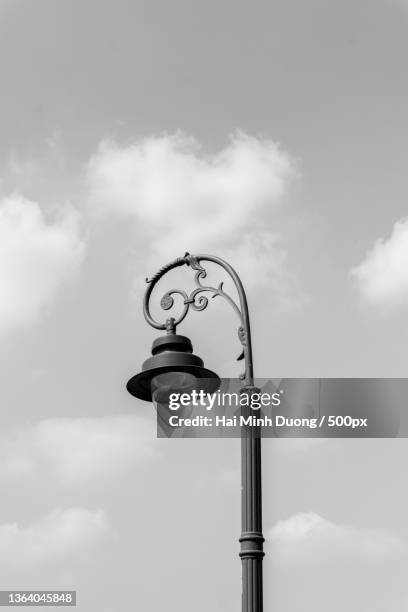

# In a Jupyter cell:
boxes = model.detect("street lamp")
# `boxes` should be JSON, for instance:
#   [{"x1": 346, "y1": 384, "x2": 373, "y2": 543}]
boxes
[{"x1": 126, "y1": 252, "x2": 264, "y2": 612}]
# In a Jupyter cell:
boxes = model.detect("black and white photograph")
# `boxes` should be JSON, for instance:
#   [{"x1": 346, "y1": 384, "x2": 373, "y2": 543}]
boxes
[{"x1": 0, "y1": 1, "x2": 408, "y2": 610}]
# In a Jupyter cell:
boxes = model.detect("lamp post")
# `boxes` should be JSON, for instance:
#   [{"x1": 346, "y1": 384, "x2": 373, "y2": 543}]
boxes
[{"x1": 126, "y1": 252, "x2": 264, "y2": 612}]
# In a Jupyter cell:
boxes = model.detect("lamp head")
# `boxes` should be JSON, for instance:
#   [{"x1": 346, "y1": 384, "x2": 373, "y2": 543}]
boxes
[{"x1": 126, "y1": 332, "x2": 220, "y2": 402}]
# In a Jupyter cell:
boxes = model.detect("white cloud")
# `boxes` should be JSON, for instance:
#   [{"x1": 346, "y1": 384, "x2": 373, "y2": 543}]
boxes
[
  {"x1": 0, "y1": 507, "x2": 108, "y2": 566},
  {"x1": 86, "y1": 132, "x2": 302, "y2": 308},
  {"x1": 350, "y1": 217, "x2": 408, "y2": 306},
  {"x1": 86, "y1": 131, "x2": 295, "y2": 230},
  {"x1": 0, "y1": 415, "x2": 159, "y2": 485},
  {"x1": 0, "y1": 194, "x2": 85, "y2": 333},
  {"x1": 267, "y1": 512, "x2": 405, "y2": 566}
]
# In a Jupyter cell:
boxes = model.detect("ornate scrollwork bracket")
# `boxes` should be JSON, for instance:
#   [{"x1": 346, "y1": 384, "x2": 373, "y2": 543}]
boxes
[{"x1": 143, "y1": 253, "x2": 254, "y2": 385}]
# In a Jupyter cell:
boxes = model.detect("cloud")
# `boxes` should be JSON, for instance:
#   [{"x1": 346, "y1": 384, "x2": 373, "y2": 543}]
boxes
[
  {"x1": 350, "y1": 217, "x2": 408, "y2": 306},
  {"x1": 0, "y1": 507, "x2": 108, "y2": 566},
  {"x1": 0, "y1": 415, "x2": 159, "y2": 485},
  {"x1": 86, "y1": 131, "x2": 295, "y2": 231},
  {"x1": 86, "y1": 131, "x2": 303, "y2": 308},
  {"x1": 0, "y1": 194, "x2": 85, "y2": 333},
  {"x1": 267, "y1": 512, "x2": 405, "y2": 566}
]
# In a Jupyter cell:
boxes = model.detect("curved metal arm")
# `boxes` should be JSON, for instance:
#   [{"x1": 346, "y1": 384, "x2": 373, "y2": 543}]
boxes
[{"x1": 143, "y1": 252, "x2": 254, "y2": 385}]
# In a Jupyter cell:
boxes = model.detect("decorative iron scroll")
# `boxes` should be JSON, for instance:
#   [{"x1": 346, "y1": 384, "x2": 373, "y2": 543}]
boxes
[{"x1": 143, "y1": 253, "x2": 252, "y2": 378}]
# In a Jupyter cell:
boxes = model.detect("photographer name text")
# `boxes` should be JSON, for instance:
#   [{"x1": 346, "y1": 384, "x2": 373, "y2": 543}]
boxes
[{"x1": 167, "y1": 415, "x2": 368, "y2": 429}]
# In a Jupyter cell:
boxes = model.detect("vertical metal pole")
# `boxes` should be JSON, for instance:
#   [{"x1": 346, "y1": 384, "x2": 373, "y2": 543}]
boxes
[{"x1": 240, "y1": 397, "x2": 264, "y2": 612}]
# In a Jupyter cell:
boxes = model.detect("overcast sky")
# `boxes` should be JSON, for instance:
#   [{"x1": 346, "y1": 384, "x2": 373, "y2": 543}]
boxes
[{"x1": 1, "y1": 1, "x2": 408, "y2": 610}]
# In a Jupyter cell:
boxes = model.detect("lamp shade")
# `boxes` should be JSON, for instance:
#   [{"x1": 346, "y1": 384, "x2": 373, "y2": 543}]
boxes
[{"x1": 126, "y1": 333, "x2": 220, "y2": 402}]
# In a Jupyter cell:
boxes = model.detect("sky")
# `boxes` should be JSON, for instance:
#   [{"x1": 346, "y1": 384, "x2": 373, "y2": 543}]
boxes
[{"x1": 1, "y1": 0, "x2": 408, "y2": 610}]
